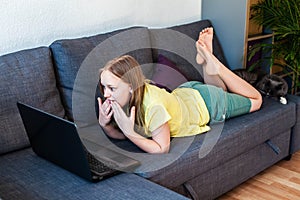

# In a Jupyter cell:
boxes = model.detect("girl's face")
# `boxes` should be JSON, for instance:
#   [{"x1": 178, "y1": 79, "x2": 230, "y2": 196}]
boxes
[{"x1": 100, "y1": 70, "x2": 132, "y2": 107}]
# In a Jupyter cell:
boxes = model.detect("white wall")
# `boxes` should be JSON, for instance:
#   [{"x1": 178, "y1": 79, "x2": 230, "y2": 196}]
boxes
[{"x1": 0, "y1": 0, "x2": 201, "y2": 56}]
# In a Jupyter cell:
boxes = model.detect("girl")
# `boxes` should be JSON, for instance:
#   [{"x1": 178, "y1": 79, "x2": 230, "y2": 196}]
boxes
[{"x1": 98, "y1": 28, "x2": 262, "y2": 154}]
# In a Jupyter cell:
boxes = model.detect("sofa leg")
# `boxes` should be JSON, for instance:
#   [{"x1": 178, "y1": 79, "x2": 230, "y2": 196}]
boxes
[{"x1": 284, "y1": 154, "x2": 292, "y2": 161}]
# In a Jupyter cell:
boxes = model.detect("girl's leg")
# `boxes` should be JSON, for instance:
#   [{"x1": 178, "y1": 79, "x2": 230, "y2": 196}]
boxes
[
  {"x1": 196, "y1": 40, "x2": 262, "y2": 112},
  {"x1": 196, "y1": 28, "x2": 227, "y2": 90}
]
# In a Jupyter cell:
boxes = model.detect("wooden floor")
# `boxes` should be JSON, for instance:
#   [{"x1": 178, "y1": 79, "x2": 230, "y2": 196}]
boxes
[{"x1": 218, "y1": 151, "x2": 300, "y2": 200}]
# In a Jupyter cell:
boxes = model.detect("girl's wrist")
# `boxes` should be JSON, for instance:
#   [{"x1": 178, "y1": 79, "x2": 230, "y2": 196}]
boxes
[{"x1": 124, "y1": 130, "x2": 143, "y2": 140}]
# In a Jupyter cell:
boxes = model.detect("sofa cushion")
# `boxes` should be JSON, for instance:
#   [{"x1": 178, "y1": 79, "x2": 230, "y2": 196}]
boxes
[
  {"x1": 50, "y1": 27, "x2": 153, "y2": 121},
  {"x1": 138, "y1": 97, "x2": 296, "y2": 188},
  {"x1": 0, "y1": 47, "x2": 65, "y2": 155},
  {"x1": 150, "y1": 20, "x2": 228, "y2": 83},
  {"x1": 152, "y1": 54, "x2": 188, "y2": 91},
  {"x1": 0, "y1": 148, "x2": 188, "y2": 200}
]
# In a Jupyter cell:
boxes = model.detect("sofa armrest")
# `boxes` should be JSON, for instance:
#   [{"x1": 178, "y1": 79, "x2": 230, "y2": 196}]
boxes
[{"x1": 287, "y1": 94, "x2": 300, "y2": 154}]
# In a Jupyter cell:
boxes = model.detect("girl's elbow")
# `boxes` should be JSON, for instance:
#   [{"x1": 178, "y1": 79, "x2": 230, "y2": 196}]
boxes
[{"x1": 150, "y1": 145, "x2": 170, "y2": 154}]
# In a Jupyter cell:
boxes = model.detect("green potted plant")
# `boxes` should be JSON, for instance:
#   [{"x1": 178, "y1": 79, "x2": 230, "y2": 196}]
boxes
[{"x1": 249, "y1": 0, "x2": 300, "y2": 95}]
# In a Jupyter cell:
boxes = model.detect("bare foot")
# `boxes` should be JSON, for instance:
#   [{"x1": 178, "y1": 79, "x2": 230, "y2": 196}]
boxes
[
  {"x1": 199, "y1": 27, "x2": 213, "y2": 52},
  {"x1": 197, "y1": 40, "x2": 220, "y2": 75},
  {"x1": 196, "y1": 27, "x2": 214, "y2": 64}
]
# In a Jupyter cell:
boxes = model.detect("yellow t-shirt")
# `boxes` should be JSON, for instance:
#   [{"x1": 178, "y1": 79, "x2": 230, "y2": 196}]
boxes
[{"x1": 142, "y1": 83, "x2": 210, "y2": 137}]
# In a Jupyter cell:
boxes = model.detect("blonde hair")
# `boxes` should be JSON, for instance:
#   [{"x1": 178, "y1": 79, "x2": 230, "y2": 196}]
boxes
[{"x1": 99, "y1": 55, "x2": 146, "y2": 129}]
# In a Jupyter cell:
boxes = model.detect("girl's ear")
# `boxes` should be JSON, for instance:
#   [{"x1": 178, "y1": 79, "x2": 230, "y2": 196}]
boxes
[{"x1": 129, "y1": 86, "x2": 133, "y2": 94}]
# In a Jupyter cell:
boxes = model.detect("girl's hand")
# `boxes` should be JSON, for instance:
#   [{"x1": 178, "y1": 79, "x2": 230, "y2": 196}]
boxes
[
  {"x1": 111, "y1": 101, "x2": 170, "y2": 153},
  {"x1": 98, "y1": 98, "x2": 113, "y2": 127},
  {"x1": 111, "y1": 101, "x2": 135, "y2": 136}
]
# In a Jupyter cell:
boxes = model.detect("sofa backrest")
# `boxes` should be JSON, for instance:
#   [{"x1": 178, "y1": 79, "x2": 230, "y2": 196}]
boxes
[
  {"x1": 0, "y1": 47, "x2": 65, "y2": 155},
  {"x1": 50, "y1": 27, "x2": 154, "y2": 121},
  {"x1": 148, "y1": 20, "x2": 228, "y2": 91}
]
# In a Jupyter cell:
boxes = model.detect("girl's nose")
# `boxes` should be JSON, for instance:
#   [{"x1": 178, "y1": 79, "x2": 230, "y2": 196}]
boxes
[{"x1": 103, "y1": 88, "x2": 111, "y2": 98}]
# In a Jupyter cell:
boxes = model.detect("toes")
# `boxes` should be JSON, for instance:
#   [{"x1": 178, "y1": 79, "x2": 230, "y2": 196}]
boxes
[
  {"x1": 199, "y1": 27, "x2": 211, "y2": 38},
  {"x1": 200, "y1": 28, "x2": 206, "y2": 36},
  {"x1": 201, "y1": 27, "x2": 209, "y2": 34},
  {"x1": 201, "y1": 27, "x2": 213, "y2": 35}
]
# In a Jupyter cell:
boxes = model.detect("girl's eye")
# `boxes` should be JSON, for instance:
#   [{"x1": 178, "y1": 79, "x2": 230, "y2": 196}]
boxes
[
  {"x1": 102, "y1": 85, "x2": 115, "y2": 91},
  {"x1": 109, "y1": 87, "x2": 116, "y2": 92}
]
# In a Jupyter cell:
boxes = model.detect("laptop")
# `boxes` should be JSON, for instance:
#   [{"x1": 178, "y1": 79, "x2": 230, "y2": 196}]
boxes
[{"x1": 17, "y1": 102, "x2": 140, "y2": 182}]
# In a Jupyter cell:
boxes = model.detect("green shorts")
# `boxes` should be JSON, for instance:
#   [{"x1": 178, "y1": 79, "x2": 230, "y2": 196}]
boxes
[{"x1": 179, "y1": 81, "x2": 251, "y2": 124}]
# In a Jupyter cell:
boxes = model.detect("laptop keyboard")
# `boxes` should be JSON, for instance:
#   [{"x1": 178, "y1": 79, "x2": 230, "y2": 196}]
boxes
[{"x1": 85, "y1": 151, "x2": 118, "y2": 174}]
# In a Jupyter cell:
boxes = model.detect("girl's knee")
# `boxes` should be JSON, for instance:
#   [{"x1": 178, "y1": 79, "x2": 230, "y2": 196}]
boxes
[{"x1": 250, "y1": 94, "x2": 262, "y2": 112}]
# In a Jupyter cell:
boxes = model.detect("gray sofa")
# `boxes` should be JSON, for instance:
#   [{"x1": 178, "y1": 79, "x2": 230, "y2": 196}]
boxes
[{"x1": 1, "y1": 19, "x2": 299, "y2": 200}]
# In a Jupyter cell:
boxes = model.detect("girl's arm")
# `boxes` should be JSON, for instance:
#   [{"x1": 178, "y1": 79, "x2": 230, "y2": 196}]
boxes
[
  {"x1": 125, "y1": 122, "x2": 170, "y2": 154},
  {"x1": 101, "y1": 123, "x2": 126, "y2": 140},
  {"x1": 111, "y1": 101, "x2": 171, "y2": 154}
]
